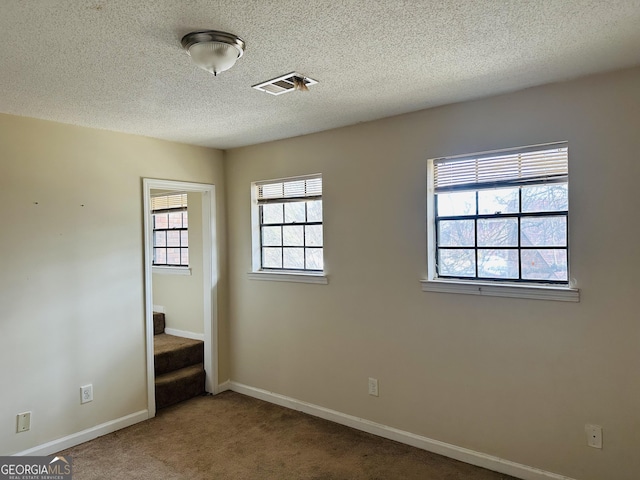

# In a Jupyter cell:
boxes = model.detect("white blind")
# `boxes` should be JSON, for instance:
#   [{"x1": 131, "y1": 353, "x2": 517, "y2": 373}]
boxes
[
  {"x1": 433, "y1": 144, "x2": 568, "y2": 192},
  {"x1": 257, "y1": 175, "x2": 322, "y2": 204},
  {"x1": 151, "y1": 193, "x2": 188, "y2": 210}
]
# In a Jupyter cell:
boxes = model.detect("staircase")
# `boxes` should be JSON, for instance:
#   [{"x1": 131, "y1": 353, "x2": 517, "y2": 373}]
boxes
[{"x1": 153, "y1": 312, "x2": 205, "y2": 409}]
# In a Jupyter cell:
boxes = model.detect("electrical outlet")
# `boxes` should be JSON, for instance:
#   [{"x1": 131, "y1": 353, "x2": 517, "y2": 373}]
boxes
[
  {"x1": 368, "y1": 377, "x2": 379, "y2": 397},
  {"x1": 585, "y1": 424, "x2": 602, "y2": 449},
  {"x1": 80, "y1": 384, "x2": 93, "y2": 404},
  {"x1": 17, "y1": 412, "x2": 31, "y2": 433}
]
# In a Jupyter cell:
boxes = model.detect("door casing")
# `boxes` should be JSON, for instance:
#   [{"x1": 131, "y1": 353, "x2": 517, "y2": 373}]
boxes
[{"x1": 142, "y1": 178, "x2": 219, "y2": 418}]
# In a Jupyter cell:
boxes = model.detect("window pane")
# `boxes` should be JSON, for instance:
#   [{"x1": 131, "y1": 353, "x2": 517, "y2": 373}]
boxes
[
  {"x1": 262, "y1": 203, "x2": 283, "y2": 224},
  {"x1": 181, "y1": 230, "x2": 188, "y2": 247},
  {"x1": 522, "y1": 184, "x2": 568, "y2": 213},
  {"x1": 438, "y1": 249, "x2": 475, "y2": 277},
  {"x1": 283, "y1": 248, "x2": 305, "y2": 269},
  {"x1": 154, "y1": 231, "x2": 166, "y2": 247},
  {"x1": 169, "y1": 212, "x2": 183, "y2": 229},
  {"x1": 262, "y1": 247, "x2": 282, "y2": 268},
  {"x1": 154, "y1": 248, "x2": 166, "y2": 264},
  {"x1": 167, "y1": 248, "x2": 181, "y2": 265},
  {"x1": 283, "y1": 225, "x2": 304, "y2": 246},
  {"x1": 182, "y1": 211, "x2": 188, "y2": 228},
  {"x1": 477, "y1": 218, "x2": 518, "y2": 247},
  {"x1": 436, "y1": 191, "x2": 476, "y2": 216},
  {"x1": 478, "y1": 188, "x2": 519, "y2": 215},
  {"x1": 522, "y1": 249, "x2": 567, "y2": 281},
  {"x1": 180, "y1": 248, "x2": 189, "y2": 266},
  {"x1": 438, "y1": 220, "x2": 474, "y2": 247},
  {"x1": 284, "y1": 202, "x2": 305, "y2": 223},
  {"x1": 521, "y1": 216, "x2": 567, "y2": 247},
  {"x1": 307, "y1": 200, "x2": 322, "y2": 222},
  {"x1": 305, "y1": 248, "x2": 323, "y2": 270},
  {"x1": 262, "y1": 226, "x2": 282, "y2": 246},
  {"x1": 167, "y1": 230, "x2": 180, "y2": 247},
  {"x1": 478, "y1": 249, "x2": 519, "y2": 279},
  {"x1": 305, "y1": 225, "x2": 323, "y2": 247},
  {"x1": 154, "y1": 213, "x2": 168, "y2": 229}
]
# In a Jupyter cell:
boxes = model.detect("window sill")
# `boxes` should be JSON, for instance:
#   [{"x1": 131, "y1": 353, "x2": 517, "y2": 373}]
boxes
[
  {"x1": 153, "y1": 266, "x2": 192, "y2": 276},
  {"x1": 248, "y1": 271, "x2": 328, "y2": 284},
  {"x1": 420, "y1": 279, "x2": 579, "y2": 302}
]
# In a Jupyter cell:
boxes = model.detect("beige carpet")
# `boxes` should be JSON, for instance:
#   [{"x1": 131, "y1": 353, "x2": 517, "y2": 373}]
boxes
[{"x1": 59, "y1": 391, "x2": 517, "y2": 480}]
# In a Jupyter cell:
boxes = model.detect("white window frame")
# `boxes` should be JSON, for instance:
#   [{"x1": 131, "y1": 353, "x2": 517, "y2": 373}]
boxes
[
  {"x1": 249, "y1": 174, "x2": 328, "y2": 284},
  {"x1": 151, "y1": 192, "x2": 191, "y2": 275},
  {"x1": 423, "y1": 142, "x2": 579, "y2": 302}
]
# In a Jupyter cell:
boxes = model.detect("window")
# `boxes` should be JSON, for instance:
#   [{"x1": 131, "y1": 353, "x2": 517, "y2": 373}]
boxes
[
  {"x1": 253, "y1": 175, "x2": 323, "y2": 273},
  {"x1": 428, "y1": 143, "x2": 569, "y2": 285},
  {"x1": 152, "y1": 193, "x2": 189, "y2": 267}
]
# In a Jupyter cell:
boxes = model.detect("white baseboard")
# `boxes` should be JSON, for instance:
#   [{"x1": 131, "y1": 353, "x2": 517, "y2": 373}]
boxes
[
  {"x1": 229, "y1": 382, "x2": 576, "y2": 480},
  {"x1": 164, "y1": 328, "x2": 205, "y2": 341},
  {"x1": 216, "y1": 380, "x2": 231, "y2": 393},
  {"x1": 14, "y1": 410, "x2": 148, "y2": 457}
]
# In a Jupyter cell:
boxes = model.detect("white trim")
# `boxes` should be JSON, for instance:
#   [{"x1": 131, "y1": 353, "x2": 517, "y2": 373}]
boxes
[
  {"x1": 250, "y1": 173, "x2": 324, "y2": 275},
  {"x1": 164, "y1": 328, "x2": 205, "y2": 342},
  {"x1": 247, "y1": 271, "x2": 328, "y2": 284},
  {"x1": 253, "y1": 172, "x2": 322, "y2": 187},
  {"x1": 430, "y1": 141, "x2": 568, "y2": 163},
  {"x1": 229, "y1": 382, "x2": 576, "y2": 480},
  {"x1": 13, "y1": 410, "x2": 148, "y2": 457},
  {"x1": 142, "y1": 183, "x2": 156, "y2": 417},
  {"x1": 152, "y1": 305, "x2": 165, "y2": 313},
  {"x1": 426, "y1": 160, "x2": 436, "y2": 280},
  {"x1": 216, "y1": 380, "x2": 231, "y2": 392},
  {"x1": 250, "y1": 184, "x2": 261, "y2": 272},
  {"x1": 201, "y1": 187, "x2": 219, "y2": 395},
  {"x1": 152, "y1": 266, "x2": 192, "y2": 276},
  {"x1": 421, "y1": 279, "x2": 579, "y2": 302},
  {"x1": 425, "y1": 142, "x2": 576, "y2": 302},
  {"x1": 143, "y1": 179, "x2": 220, "y2": 413}
]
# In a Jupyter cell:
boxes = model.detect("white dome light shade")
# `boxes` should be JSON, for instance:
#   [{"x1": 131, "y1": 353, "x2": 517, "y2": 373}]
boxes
[
  {"x1": 181, "y1": 30, "x2": 245, "y2": 76},
  {"x1": 188, "y1": 42, "x2": 240, "y2": 75}
]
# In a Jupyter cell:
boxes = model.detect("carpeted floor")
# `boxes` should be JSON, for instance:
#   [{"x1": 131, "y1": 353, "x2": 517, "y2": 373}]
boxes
[{"x1": 59, "y1": 391, "x2": 517, "y2": 479}]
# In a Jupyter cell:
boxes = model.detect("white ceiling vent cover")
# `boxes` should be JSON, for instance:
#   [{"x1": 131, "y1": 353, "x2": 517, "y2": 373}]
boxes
[{"x1": 252, "y1": 72, "x2": 318, "y2": 96}]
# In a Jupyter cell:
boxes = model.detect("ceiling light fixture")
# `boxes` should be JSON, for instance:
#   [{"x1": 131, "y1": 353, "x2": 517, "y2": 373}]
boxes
[{"x1": 181, "y1": 30, "x2": 245, "y2": 76}]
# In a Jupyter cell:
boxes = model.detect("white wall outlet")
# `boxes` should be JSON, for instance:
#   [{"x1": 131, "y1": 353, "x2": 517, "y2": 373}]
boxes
[
  {"x1": 80, "y1": 384, "x2": 93, "y2": 404},
  {"x1": 585, "y1": 424, "x2": 603, "y2": 449},
  {"x1": 368, "y1": 377, "x2": 379, "y2": 397},
  {"x1": 17, "y1": 412, "x2": 31, "y2": 432}
]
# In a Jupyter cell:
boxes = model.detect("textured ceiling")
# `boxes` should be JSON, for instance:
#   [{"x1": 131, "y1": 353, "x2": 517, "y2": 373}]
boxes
[{"x1": 1, "y1": 1, "x2": 639, "y2": 149}]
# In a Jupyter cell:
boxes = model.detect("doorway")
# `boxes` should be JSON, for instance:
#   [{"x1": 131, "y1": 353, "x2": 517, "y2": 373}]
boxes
[{"x1": 142, "y1": 179, "x2": 219, "y2": 417}]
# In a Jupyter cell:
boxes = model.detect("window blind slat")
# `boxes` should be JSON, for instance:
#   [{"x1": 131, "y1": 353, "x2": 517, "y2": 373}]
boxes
[
  {"x1": 434, "y1": 146, "x2": 568, "y2": 192},
  {"x1": 257, "y1": 176, "x2": 322, "y2": 204},
  {"x1": 151, "y1": 193, "x2": 188, "y2": 210}
]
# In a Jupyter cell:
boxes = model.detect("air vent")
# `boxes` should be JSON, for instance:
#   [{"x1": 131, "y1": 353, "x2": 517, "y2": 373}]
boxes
[{"x1": 252, "y1": 72, "x2": 318, "y2": 96}]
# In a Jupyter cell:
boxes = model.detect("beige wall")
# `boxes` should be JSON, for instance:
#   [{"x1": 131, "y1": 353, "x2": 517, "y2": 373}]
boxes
[
  {"x1": 225, "y1": 67, "x2": 640, "y2": 480},
  {"x1": 152, "y1": 191, "x2": 204, "y2": 335},
  {"x1": 0, "y1": 114, "x2": 228, "y2": 455}
]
